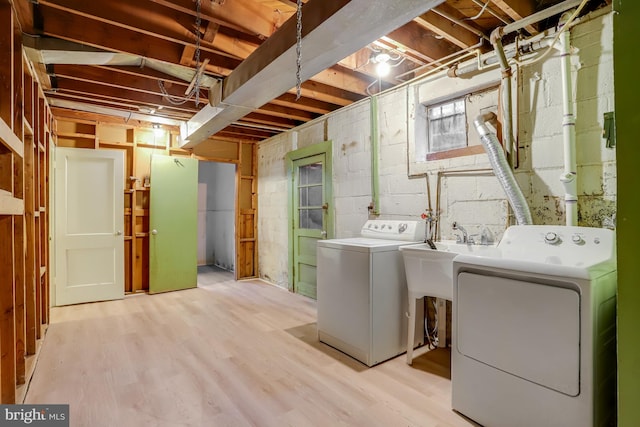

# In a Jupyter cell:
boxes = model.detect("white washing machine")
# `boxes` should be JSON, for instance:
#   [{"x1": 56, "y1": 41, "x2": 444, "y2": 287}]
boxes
[
  {"x1": 452, "y1": 225, "x2": 616, "y2": 427},
  {"x1": 317, "y1": 220, "x2": 425, "y2": 367}
]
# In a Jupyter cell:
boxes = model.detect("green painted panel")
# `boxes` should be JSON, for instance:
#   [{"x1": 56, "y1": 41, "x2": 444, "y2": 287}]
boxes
[
  {"x1": 298, "y1": 236, "x2": 318, "y2": 259},
  {"x1": 286, "y1": 141, "x2": 334, "y2": 296},
  {"x1": 614, "y1": 2, "x2": 640, "y2": 426},
  {"x1": 149, "y1": 155, "x2": 198, "y2": 293},
  {"x1": 297, "y1": 263, "x2": 317, "y2": 299}
]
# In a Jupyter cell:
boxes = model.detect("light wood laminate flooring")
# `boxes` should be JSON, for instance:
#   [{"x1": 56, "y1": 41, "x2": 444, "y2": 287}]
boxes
[{"x1": 25, "y1": 266, "x2": 477, "y2": 427}]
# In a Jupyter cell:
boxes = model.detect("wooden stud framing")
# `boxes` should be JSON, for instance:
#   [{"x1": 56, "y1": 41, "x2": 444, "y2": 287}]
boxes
[{"x1": 0, "y1": 2, "x2": 51, "y2": 402}]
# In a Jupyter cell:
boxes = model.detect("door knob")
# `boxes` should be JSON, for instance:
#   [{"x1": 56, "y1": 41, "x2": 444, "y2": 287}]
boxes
[
  {"x1": 115, "y1": 230, "x2": 122, "y2": 236},
  {"x1": 151, "y1": 229, "x2": 158, "y2": 235}
]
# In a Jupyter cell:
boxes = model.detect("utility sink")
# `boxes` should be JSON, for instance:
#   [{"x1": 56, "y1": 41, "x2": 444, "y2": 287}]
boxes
[{"x1": 400, "y1": 241, "x2": 500, "y2": 300}]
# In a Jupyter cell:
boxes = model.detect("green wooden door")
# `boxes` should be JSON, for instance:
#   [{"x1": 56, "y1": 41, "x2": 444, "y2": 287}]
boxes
[
  {"x1": 149, "y1": 155, "x2": 198, "y2": 293},
  {"x1": 292, "y1": 153, "x2": 329, "y2": 299}
]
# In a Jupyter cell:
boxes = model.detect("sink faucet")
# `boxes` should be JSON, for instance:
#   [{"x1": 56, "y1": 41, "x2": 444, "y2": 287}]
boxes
[
  {"x1": 452, "y1": 222, "x2": 468, "y2": 244},
  {"x1": 480, "y1": 227, "x2": 494, "y2": 245}
]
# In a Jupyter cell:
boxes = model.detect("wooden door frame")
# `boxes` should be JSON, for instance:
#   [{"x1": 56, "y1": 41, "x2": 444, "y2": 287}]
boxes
[{"x1": 285, "y1": 141, "x2": 333, "y2": 293}]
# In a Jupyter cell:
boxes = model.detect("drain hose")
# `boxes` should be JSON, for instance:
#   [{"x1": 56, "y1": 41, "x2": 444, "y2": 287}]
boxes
[{"x1": 474, "y1": 113, "x2": 533, "y2": 225}]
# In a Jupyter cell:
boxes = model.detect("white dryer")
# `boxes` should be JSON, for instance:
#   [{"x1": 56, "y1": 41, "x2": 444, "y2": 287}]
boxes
[
  {"x1": 317, "y1": 220, "x2": 425, "y2": 367},
  {"x1": 452, "y1": 225, "x2": 616, "y2": 427}
]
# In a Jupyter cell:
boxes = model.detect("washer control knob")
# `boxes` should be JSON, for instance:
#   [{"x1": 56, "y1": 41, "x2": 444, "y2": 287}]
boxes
[
  {"x1": 571, "y1": 234, "x2": 583, "y2": 244},
  {"x1": 544, "y1": 231, "x2": 560, "y2": 244},
  {"x1": 398, "y1": 223, "x2": 407, "y2": 233}
]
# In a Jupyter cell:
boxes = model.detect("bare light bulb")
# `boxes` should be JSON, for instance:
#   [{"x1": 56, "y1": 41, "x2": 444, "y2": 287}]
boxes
[{"x1": 376, "y1": 61, "x2": 391, "y2": 77}]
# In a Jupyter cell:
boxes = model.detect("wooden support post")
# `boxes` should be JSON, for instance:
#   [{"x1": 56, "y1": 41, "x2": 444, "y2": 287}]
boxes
[
  {"x1": 0, "y1": 3, "x2": 13, "y2": 129},
  {"x1": 0, "y1": 215, "x2": 16, "y2": 403},
  {"x1": 12, "y1": 15, "x2": 22, "y2": 139},
  {"x1": 14, "y1": 215, "x2": 25, "y2": 385},
  {"x1": 24, "y1": 137, "x2": 36, "y2": 355}
]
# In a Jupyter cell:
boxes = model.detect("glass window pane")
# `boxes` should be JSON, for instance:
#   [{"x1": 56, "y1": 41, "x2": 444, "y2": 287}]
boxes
[
  {"x1": 308, "y1": 185, "x2": 322, "y2": 206},
  {"x1": 299, "y1": 187, "x2": 308, "y2": 207},
  {"x1": 441, "y1": 102, "x2": 454, "y2": 117},
  {"x1": 299, "y1": 209, "x2": 309, "y2": 229},
  {"x1": 298, "y1": 208, "x2": 323, "y2": 230},
  {"x1": 300, "y1": 163, "x2": 322, "y2": 185},
  {"x1": 427, "y1": 97, "x2": 467, "y2": 154},
  {"x1": 308, "y1": 209, "x2": 323, "y2": 230}
]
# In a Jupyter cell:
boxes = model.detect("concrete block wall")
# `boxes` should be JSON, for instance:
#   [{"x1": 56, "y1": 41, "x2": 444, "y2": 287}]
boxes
[
  {"x1": 518, "y1": 11, "x2": 616, "y2": 226},
  {"x1": 257, "y1": 10, "x2": 615, "y2": 288},
  {"x1": 257, "y1": 132, "x2": 295, "y2": 287}
]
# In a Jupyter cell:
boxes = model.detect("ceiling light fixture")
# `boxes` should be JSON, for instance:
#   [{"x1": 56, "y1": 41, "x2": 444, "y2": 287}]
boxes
[
  {"x1": 371, "y1": 51, "x2": 400, "y2": 78},
  {"x1": 152, "y1": 123, "x2": 163, "y2": 137}
]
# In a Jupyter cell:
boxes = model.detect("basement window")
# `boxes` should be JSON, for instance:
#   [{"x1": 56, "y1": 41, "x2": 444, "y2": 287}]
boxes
[
  {"x1": 407, "y1": 84, "x2": 499, "y2": 175},
  {"x1": 426, "y1": 98, "x2": 467, "y2": 154}
]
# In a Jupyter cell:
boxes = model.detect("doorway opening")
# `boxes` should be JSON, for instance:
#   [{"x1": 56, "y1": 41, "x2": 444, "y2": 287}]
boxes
[{"x1": 198, "y1": 161, "x2": 236, "y2": 274}]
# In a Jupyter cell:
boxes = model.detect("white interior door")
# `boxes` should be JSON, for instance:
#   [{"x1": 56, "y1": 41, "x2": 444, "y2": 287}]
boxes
[{"x1": 55, "y1": 147, "x2": 124, "y2": 306}]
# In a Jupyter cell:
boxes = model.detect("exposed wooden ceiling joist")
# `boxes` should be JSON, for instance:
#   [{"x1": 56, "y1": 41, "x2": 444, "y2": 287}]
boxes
[
  {"x1": 181, "y1": 0, "x2": 445, "y2": 147},
  {"x1": 15, "y1": 0, "x2": 598, "y2": 144}
]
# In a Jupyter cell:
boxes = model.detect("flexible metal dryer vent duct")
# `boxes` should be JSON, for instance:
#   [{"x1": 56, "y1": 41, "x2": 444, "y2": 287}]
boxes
[{"x1": 474, "y1": 113, "x2": 533, "y2": 225}]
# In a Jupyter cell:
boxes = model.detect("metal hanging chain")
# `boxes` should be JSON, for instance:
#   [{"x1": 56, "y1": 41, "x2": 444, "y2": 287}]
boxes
[
  {"x1": 194, "y1": 0, "x2": 202, "y2": 106},
  {"x1": 295, "y1": 0, "x2": 302, "y2": 100}
]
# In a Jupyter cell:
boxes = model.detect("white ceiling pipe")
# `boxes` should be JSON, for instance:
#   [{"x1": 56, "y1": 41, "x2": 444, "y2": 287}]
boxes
[
  {"x1": 559, "y1": 13, "x2": 578, "y2": 226},
  {"x1": 502, "y1": 0, "x2": 583, "y2": 36}
]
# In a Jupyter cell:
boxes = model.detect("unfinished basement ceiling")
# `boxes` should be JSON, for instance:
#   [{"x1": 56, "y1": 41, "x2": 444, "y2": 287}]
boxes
[{"x1": 12, "y1": 0, "x2": 610, "y2": 145}]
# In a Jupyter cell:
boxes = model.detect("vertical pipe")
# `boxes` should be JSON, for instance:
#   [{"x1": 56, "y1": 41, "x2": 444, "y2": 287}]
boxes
[
  {"x1": 559, "y1": 14, "x2": 578, "y2": 226},
  {"x1": 490, "y1": 31, "x2": 515, "y2": 166},
  {"x1": 370, "y1": 96, "x2": 380, "y2": 216}
]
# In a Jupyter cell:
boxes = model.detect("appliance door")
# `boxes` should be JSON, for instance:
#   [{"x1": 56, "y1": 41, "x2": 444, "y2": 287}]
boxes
[
  {"x1": 317, "y1": 245, "x2": 371, "y2": 363},
  {"x1": 456, "y1": 272, "x2": 580, "y2": 396}
]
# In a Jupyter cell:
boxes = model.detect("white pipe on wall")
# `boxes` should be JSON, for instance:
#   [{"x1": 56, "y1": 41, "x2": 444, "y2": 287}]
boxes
[{"x1": 559, "y1": 13, "x2": 578, "y2": 226}]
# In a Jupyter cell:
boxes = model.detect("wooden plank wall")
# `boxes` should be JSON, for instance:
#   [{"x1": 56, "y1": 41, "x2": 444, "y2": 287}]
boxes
[
  {"x1": 0, "y1": 1, "x2": 51, "y2": 403},
  {"x1": 53, "y1": 109, "x2": 259, "y2": 287}
]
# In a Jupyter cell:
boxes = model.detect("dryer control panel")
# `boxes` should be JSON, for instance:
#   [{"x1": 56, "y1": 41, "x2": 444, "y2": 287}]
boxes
[
  {"x1": 498, "y1": 225, "x2": 616, "y2": 268},
  {"x1": 360, "y1": 220, "x2": 426, "y2": 242}
]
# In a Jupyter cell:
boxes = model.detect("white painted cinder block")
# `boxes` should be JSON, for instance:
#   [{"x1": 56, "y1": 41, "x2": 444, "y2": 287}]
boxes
[{"x1": 254, "y1": 11, "x2": 616, "y2": 288}]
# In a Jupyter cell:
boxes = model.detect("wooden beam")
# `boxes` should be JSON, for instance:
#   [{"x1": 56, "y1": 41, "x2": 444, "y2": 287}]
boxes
[
  {"x1": 241, "y1": 112, "x2": 298, "y2": 128},
  {"x1": 491, "y1": 0, "x2": 538, "y2": 34},
  {"x1": 14, "y1": 215, "x2": 25, "y2": 385},
  {"x1": 203, "y1": 21, "x2": 220, "y2": 43},
  {"x1": 271, "y1": 93, "x2": 338, "y2": 115},
  {"x1": 0, "y1": 216, "x2": 16, "y2": 403},
  {"x1": 383, "y1": 21, "x2": 458, "y2": 64},
  {"x1": 39, "y1": 5, "x2": 183, "y2": 64},
  {"x1": 212, "y1": 31, "x2": 377, "y2": 96},
  {"x1": 54, "y1": 77, "x2": 201, "y2": 112},
  {"x1": 23, "y1": 136, "x2": 36, "y2": 356},
  {"x1": 0, "y1": 118, "x2": 24, "y2": 158},
  {"x1": 93, "y1": 65, "x2": 192, "y2": 87},
  {"x1": 183, "y1": 0, "x2": 446, "y2": 146},
  {"x1": 52, "y1": 64, "x2": 194, "y2": 99},
  {"x1": 415, "y1": 11, "x2": 484, "y2": 49},
  {"x1": 149, "y1": 0, "x2": 292, "y2": 38},
  {"x1": 47, "y1": 92, "x2": 193, "y2": 122},
  {"x1": 293, "y1": 81, "x2": 365, "y2": 106},
  {"x1": 256, "y1": 104, "x2": 316, "y2": 122},
  {"x1": 0, "y1": 3, "x2": 13, "y2": 129},
  {"x1": 179, "y1": 45, "x2": 196, "y2": 66},
  {"x1": 38, "y1": 0, "x2": 238, "y2": 60},
  {"x1": 50, "y1": 107, "x2": 183, "y2": 129},
  {"x1": 10, "y1": 0, "x2": 34, "y2": 34}
]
